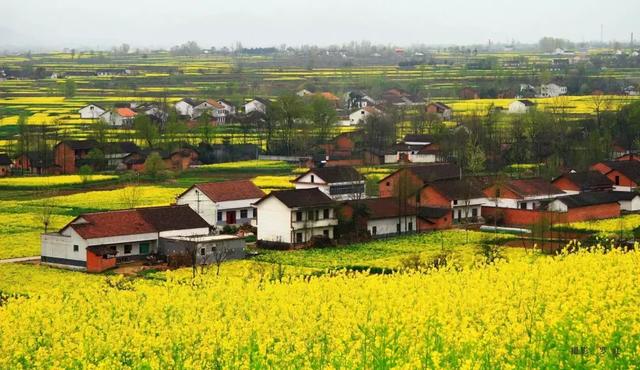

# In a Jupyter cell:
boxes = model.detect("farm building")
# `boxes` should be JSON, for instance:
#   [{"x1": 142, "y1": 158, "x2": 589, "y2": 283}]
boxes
[
  {"x1": 13, "y1": 152, "x2": 57, "y2": 175},
  {"x1": 175, "y1": 98, "x2": 201, "y2": 118},
  {"x1": 426, "y1": 102, "x2": 453, "y2": 120},
  {"x1": 340, "y1": 197, "x2": 417, "y2": 237},
  {"x1": 103, "y1": 142, "x2": 141, "y2": 169},
  {"x1": 508, "y1": 99, "x2": 536, "y2": 114},
  {"x1": 253, "y1": 188, "x2": 337, "y2": 245},
  {"x1": 0, "y1": 153, "x2": 12, "y2": 177},
  {"x1": 381, "y1": 88, "x2": 422, "y2": 106},
  {"x1": 292, "y1": 166, "x2": 366, "y2": 201},
  {"x1": 158, "y1": 234, "x2": 246, "y2": 265},
  {"x1": 78, "y1": 104, "x2": 106, "y2": 119},
  {"x1": 552, "y1": 171, "x2": 614, "y2": 194},
  {"x1": 244, "y1": 98, "x2": 270, "y2": 114},
  {"x1": 483, "y1": 178, "x2": 565, "y2": 210},
  {"x1": 378, "y1": 163, "x2": 461, "y2": 198},
  {"x1": 176, "y1": 180, "x2": 265, "y2": 227},
  {"x1": 416, "y1": 206, "x2": 452, "y2": 231},
  {"x1": 538, "y1": 83, "x2": 567, "y2": 98},
  {"x1": 123, "y1": 148, "x2": 199, "y2": 172},
  {"x1": 100, "y1": 107, "x2": 137, "y2": 127},
  {"x1": 590, "y1": 160, "x2": 640, "y2": 192},
  {"x1": 459, "y1": 87, "x2": 479, "y2": 100},
  {"x1": 384, "y1": 142, "x2": 441, "y2": 164},
  {"x1": 41, "y1": 205, "x2": 211, "y2": 272},
  {"x1": 546, "y1": 192, "x2": 636, "y2": 220},
  {"x1": 217, "y1": 99, "x2": 236, "y2": 115},
  {"x1": 349, "y1": 106, "x2": 382, "y2": 125},
  {"x1": 345, "y1": 91, "x2": 376, "y2": 110},
  {"x1": 54, "y1": 140, "x2": 99, "y2": 174},
  {"x1": 416, "y1": 178, "x2": 488, "y2": 223}
]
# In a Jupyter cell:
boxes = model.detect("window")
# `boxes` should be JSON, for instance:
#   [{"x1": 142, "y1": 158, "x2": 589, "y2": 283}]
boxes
[
  {"x1": 615, "y1": 176, "x2": 620, "y2": 186},
  {"x1": 308, "y1": 210, "x2": 315, "y2": 221},
  {"x1": 408, "y1": 222, "x2": 413, "y2": 231},
  {"x1": 520, "y1": 203, "x2": 527, "y2": 210},
  {"x1": 323, "y1": 229, "x2": 329, "y2": 237},
  {"x1": 323, "y1": 209, "x2": 330, "y2": 219},
  {"x1": 252, "y1": 209, "x2": 256, "y2": 219},
  {"x1": 310, "y1": 175, "x2": 315, "y2": 183},
  {"x1": 296, "y1": 211, "x2": 303, "y2": 221},
  {"x1": 472, "y1": 208, "x2": 478, "y2": 217},
  {"x1": 329, "y1": 183, "x2": 365, "y2": 195},
  {"x1": 396, "y1": 223, "x2": 401, "y2": 233},
  {"x1": 73, "y1": 245, "x2": 79, "y2": 252},
  {"x1": 372, "y1": 226, "x2": 377, "y2": 235},
  {"x1": 386, "y1": 182, "x2": 390, "y2": 186},
  {"x1": 315, "y1": 210, "x2": 320, "y2": 220},
  {"x1": 217, "y1": 211, "x2": 223, "y2": 221},
  {"x1": 139, "y1": 242, "x2": 150, "y2": 254},
  {"x1": 240, "y1": 209, "x2": 248, "y2": 219},
  {"x1": 453, "y1": 200, "x2": 458, "y2": 205},
  {"x1": 296, "y1": 232, "x2": 303, "y2": 243},
  {"x1": 200, "y1": 248, "x2": 206, "y2": 256},
  {"x1": 124, "y1": 244, "x2": 132, "y2": 254},
  {"x1": 457, "y1": 210, "x2": 462, "y2": 220}
]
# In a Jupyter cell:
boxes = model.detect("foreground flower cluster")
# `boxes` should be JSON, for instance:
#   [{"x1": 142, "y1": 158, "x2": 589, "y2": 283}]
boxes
[{"x1": 1, "y1": 248, "x2": 639, "y2": 368}]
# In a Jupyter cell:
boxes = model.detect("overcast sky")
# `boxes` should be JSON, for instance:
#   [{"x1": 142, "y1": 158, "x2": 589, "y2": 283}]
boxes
[{"x1": 2, "y1": 0, "x2": 639, "y2": 50}]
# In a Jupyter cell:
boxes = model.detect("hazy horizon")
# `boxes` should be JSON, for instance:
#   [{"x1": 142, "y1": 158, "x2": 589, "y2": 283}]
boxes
[{"x1": 3, "y1": 0, "x2": 639, "y2": 51}]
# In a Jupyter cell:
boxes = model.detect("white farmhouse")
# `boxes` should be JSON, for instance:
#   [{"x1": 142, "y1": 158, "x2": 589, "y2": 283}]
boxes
[
  {"x1": 292, "y1": 166, "x2": 366, "y2": 201},
  {"x1": 349, "y1": 106, "x2": 382, "y2": 125},
  {"x1": 343, "y1": 197, "x2": 417, "y2": 237},
  {"x1": 217, "y1": 99, "x2": 236, "y2": 115},
  {"x1": 41, "y1": 205, "x2": 211, "y2": 272},
  {"x1": 176, "y1": 180, "x2": 265, "y2": 227},
  {"x1": 253, "y1": 188, "x2": 337, "y2": 245},
  {"x1": 100, "y1": 107, "x2": 137, "y2": 127},
  {"x1": 78, "y1": 104, "x2": 106, "y2": 119},
  {"x1": 538, "y1": 83, "x2": 568, "y2": 98},
  {"x1": 175, "y1": 98, "x2": 201, "y2": 118},
  {"x1": 244, "y1": 98, "x2": 270, "y2": 114},
  {"x1": 508, "y1": 99, "x2": 536, "y2": 114}
]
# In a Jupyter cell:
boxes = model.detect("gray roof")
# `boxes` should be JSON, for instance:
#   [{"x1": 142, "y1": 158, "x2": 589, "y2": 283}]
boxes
[{"x1": 257, "y1": 188, "x2": 335, "y2": 208}]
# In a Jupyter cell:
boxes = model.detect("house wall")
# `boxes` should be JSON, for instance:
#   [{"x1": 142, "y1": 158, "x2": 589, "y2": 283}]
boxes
[
  {"x1": 79, "y1": 105, "x2": 105, "y2": 119},
  {"x1": 255, "y1": 197, "x2": 293, "y2": 243},
  {"x1": 177, "y1": 189, "x2": 259, "y2": 226},
  {"x1": 86, "y1": 249, "x2": 116, "y2": 273},
  {"x1": 41, "y1": 231, "x2": 87, "y2": 268},
  {"x1": 0, "y1": 165, "x2": 9, "y2": 177},
  {"x1": 54, "y1": 143, "x2": 76, "y2": 174},
  {"x1": 481, "y1": 207, "x2": 563, "y2": 226},
  {"x1": 619, "y1": 197, "x2": 640, "y2": 212},
  {"x1": 379, "y1": 170, "x2": 422, "y2": 198},
  {"x1": 418, "y1": 186, "x2": 450, "y2": 207},
  {"x1": 158, "y1": 237, "x2": 246, "y2": 264},
  {"x1": 245, "y1": 101, "x2": 266, "y2": 114},
  {"x1": 604, "y1": 170, "x2": 637, "y2": 191},
  {"x1": 175, "y1": 101, "x2": 194, "y2": 117},
  {"x1": 552, "y1": 177, "x2": 581, "y2": 193},
  {"x1": 508, "y1": 102, "x2": 528, "y2": 114},
  {"x1": 367, "y1": 216, "x2": 417, "y2": 237},
  {"x1": 349, "y1": 110, "x2": 370, "y2": 125},
  {"x1": 418, "y1": 215, "x2": 452, "y2": 231}
]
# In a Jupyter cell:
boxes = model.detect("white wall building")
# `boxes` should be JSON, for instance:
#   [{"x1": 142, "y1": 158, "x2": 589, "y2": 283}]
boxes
[
  {"x1": 508, "y1": 99, "x2": 536, "y2": 114},
  {"x1": 244, "y1": 98, "x2": 269, "y2": 114},
  {"x1": 78, "y1": 104, "x2": 106, "y2": 119},
  {"x1": 292, "y1": 166, "x2": 366, "y2": 201},
  {"x1": 253, "y1": 188, "x2": 337, "y2": 245},
  {"x1": 538, "y1": 83, "x2": 568, "y2": 98},
  {"x1": 176, "y1": 180, "x2": 266, "y2": 227}
]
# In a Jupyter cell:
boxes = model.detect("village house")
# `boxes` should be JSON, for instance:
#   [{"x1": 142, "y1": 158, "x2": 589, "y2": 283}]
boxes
[
  {"x1": 384, "y1": 134, "x2": 441, "y2": 164},
  {"x1": 381, "y1": 88, "x2": 422, "y2": 106},
  {"x1": 244, "y1": 98, "x2": 270, "y2": 114},
  {"x1": 316, "y1": 92, "x2": 341, "y2": 108},
  {"x1": 349, "y1": 106, "x2": 382, "y2": 125},
  {"x1": 253, "y1": 188, "x2": 337, "y2": 245},
  {"x1": 123, "y1": 148, "x2": 199, "y2": 172},
  {"x1": 483, "y1": 178, "x2": 565, "y2": 210},
  {"x1": 54, "y1": 139, "x2": 99, "y2": 174},
  {"x1": 78, "y1": 104, "x2": 106, "y2": 119},
  {"x1": 194, "y1": 99, "x2": 229, "y2": 123},
  {"x1": 425, "y1": 102, "x2": 453, "y2": 120},
  {"x1": 176, "y1": 180, "x2": 265, "y2": 227},
  {"x1": 416, "y1": 178, "x2": 488, "y2": 224},
  {"x1": 340, "y1": 197, "x2": 417, "y2": 237},
  {"x1": 292, "y1": 166, "x2": 366, "y2": 201},
  {"x1": 13, "y1": 152, "x2": 57, "y2": 175},
  {"x1": 217, "y1": 99, "x2": 236, "y2": 115},
  {"x1": 545, "y1": 192, "x2": 632, "y2": 221},
  {"x1": 41, "y1": 205, "x2": 211, "y2": 273},
  {"x1": 103, "y1": 142, "x2": 141, "y2": 170},
  {"x1": 416, "y1": 206, "x2": 452, "y2": 231},
  {"x1": 590, "y1": 160, "x2": 640, "y2": 192},
  {"x1": 508, "y1": 99, "x2": 536, "y2": 114},
  {"x1": 0, "y1": 153, "x2": 12, "y2": 177},
  {"x1": 538, "y1": 83, "x2": 568, "y2": 98},
  {"x1": 551, "y1": 171, "x2": 614, "y2": 195},
  {"x1": 459, "y1": 87, "x2": 479, "y2": 100},
  {"x1": 378, "y1": 163, "x2": 461, "y2": 198},
  {"x1": 100, "y1": 107, "x2": 137, "y2": 127},
  {"x1": 296, "y1": 89, "x2": 313, "y2": 97},
  {"x1": 345, "y1": 91, "x2": 376, "y2": 110},
  {"x1": 175, "y1": 98, "x2": 201, "y2": 118}
]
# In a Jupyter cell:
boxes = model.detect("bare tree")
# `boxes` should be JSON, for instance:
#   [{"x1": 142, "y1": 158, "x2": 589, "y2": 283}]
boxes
[
  {"x1": 38, "y1": 189, "x2": 59, "y2": 233},
  {"x1": 119, "y1": 185, "x2": 143, "y2": 208},
  {"x1": 211, "y1": 246, "x2": 231, "y2": 276}
]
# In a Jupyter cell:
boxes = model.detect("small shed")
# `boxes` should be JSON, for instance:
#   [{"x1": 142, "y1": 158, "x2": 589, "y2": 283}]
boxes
[{"x1": 159, "y1": 235, "x2": 246, "y2": 265}]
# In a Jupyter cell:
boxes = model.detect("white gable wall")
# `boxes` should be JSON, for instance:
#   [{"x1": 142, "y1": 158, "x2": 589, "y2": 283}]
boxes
[{"x1": 255, "y1": 197, "x2": 292, "y2": 243}]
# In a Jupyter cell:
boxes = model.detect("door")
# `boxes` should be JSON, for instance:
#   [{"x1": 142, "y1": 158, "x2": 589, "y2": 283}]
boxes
[{"x1": 226, "y1": 211, "x2": 236, "y2": 225}]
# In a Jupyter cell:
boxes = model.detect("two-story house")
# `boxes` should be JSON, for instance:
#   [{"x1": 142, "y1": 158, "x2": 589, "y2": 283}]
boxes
[
  {"x1": 253, "y1": 188, "x2": 337, "y2": 245},
  {"x1": 292, "y1": 166, "x2": 366, "y2": 200},
  {"x1": 483, "y1": 178, "x2": 565, "y2": 210},
  {"x1": 54, "y1": 139, "x2": 99, "y2": 174},
  {"x1": 176, "y1": 180, "x2": 265, "y2": 227},
  {"x1": 417, "y1": 178, "x2": 488, "y2": 223}
]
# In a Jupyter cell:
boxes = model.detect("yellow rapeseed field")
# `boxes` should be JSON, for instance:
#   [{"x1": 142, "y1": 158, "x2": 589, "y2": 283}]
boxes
[
  {"x1": 0, "y1": 247, "x2": 638, "y2": 368},
  {"x1": 0, "y1": 174, "x2": 117, "y2": 188}
]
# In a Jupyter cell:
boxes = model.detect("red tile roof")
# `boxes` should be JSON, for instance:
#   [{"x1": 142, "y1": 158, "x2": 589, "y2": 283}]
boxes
[
  {"x1": 505, "y1": 178, "x2": 564, "y2": 197},
  {"x1": 183, "y1": 180, "x2": 266, "y2": 202},
  {"x1": 116, "y1": 107, "x2": 137, "y2": 117},
  {"x1": 319, "y1": 92, "x2": 340, "y2": 101},
  {"x1": 64, "y1": 205, "x2": 208, "y2": 240}
]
